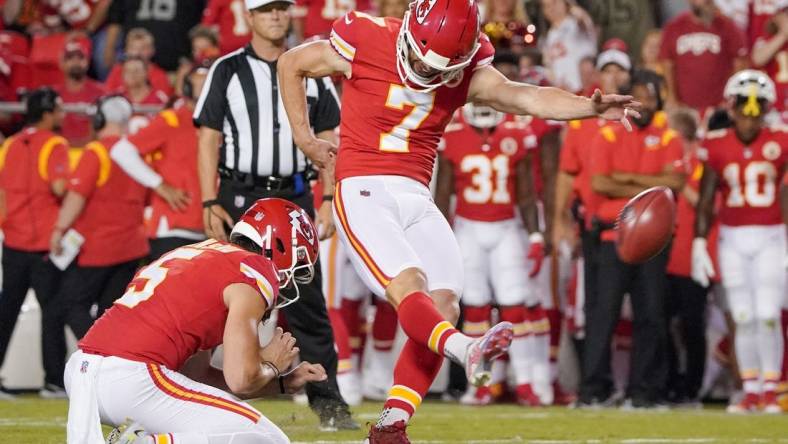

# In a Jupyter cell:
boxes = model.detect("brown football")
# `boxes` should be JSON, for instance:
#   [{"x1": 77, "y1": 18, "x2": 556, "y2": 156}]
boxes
[{"x1": 615, "y1": 186, "x2": 677, "y2": 264}]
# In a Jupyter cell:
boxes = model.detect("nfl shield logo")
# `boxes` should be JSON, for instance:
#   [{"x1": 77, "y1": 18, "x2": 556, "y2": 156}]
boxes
[
  {"x1": 235, "y1": 195, "x2": 246, "y2": 208},
  {"x1": 80, "y1": 361, "x2": 89, "y2": 374}
]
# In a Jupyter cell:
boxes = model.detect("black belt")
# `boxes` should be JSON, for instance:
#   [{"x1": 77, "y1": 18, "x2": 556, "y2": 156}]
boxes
[{"x1": 218, "y1": 167, "x2": 305, "y2": 192}]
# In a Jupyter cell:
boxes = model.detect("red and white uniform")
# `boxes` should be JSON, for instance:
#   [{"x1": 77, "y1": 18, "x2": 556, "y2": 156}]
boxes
[
  {"x1": 440, "y1": 112, "x2": 536, "y2": 306},
  {"x1": 293, "y1": 0, "x2": 371, "y2": 40},
  {"x1": 700, "y1": 126, "x2": 787, "y2": 323},
  {"x1": 329, "y1": 11, "x2": 494, "y2": 297},
  {"x1": 65, "y1": 240, "x2": 288, "y2": 442},
  {"x1": 127, "y1": 106, "x2": 204, "y2": 239},
  {"x1": 39, "y1": 0, "x2": 102, "y2": 30},
  {"x1": 201, "y1": 0, "x2": 251, "y2": 55},
  {"x1": 754, "y1": 34, "x2": 788, "y2": 114},
  {"x1": 748, "y1": 0, "x2": 782, "y2": 48}
]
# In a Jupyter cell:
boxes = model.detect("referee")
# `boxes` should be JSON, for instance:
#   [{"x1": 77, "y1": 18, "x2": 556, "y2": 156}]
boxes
[{"x1": 193, "y1": 0, "x2": 354, "y2": 431}]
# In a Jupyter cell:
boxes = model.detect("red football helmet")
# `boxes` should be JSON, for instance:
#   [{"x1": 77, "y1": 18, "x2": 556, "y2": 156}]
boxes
[
  {"x1": 230, "y1": 198, "x2": 319, "y2": 308},
  {"x1": 397, "y1": 0, "x2": 482, "y2": 92}
]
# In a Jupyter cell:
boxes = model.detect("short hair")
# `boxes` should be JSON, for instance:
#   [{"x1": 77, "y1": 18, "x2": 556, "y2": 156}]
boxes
[
  {"x1": 189, "y1": 25, "x2": 219, "y2": 46},
  {"x1": 125, "y1": 28, "x2": 155, "y2": 48},
  {"x1": 25, "y1": 87, "x2": 60, "y2": 124},
  {"x1": 668, "y1": 107, "x2": 700, "y2": 142}
]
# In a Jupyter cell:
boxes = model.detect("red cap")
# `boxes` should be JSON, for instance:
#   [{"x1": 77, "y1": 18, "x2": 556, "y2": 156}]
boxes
[
  {"x1": 602, "y1": 38, "x2": 628, "y2": 53},
  {"x1": 62, "y1": 39, "x2": 90, "y2": 58}
]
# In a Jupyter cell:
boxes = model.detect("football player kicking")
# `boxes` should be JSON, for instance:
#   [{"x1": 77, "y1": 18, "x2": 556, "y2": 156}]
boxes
[
  {"x1": 694, "y1": 70, "x2": 787, "y2": 414},
  {"x1": 65, "y1": 198, "x2": 327, "y2": 444},
  {"x1": 278, "y1": 0, "x2": 639, "y2": 440},
  {"x1": 435, "y1": 103, "x2": 550, "y2": 407}
]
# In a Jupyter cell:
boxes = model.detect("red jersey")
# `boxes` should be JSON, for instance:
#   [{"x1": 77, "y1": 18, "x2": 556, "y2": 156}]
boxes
[
  {"x1": 79, "y1": 240, "x2": 279, "y2": 370},
  {"x1": 515, "y1": 115, "x2": 561, "y2": 198},
  {"x1": 202, "y1": 0, "x2": 251, "y2": 54},
  {"x1": 329, "y1": 11, "x2": 495, "y2": 187},
  {"x1": 127, "y1": 105, "x2": 203, "y2": 236},
  {"x1": 667, "y1": 154, "x2": 720, "y2": 278},
  {"x1": 754, "y1": 35, "x2": 788, "y2": 112},
  {"x1": 440, "y1": 114, "x2": 535, "y2": 222},
  {"x1": 559, "y1": 118, "x2": 606, "y2": 226},
  {"x1": 0, "y1": 128, "x2": 69, "y2": 251},
  {"x1": 294, "y1": 0, "x2": 371, "y2": 40},
  {"x1": 748, "y1": 0, "x2": 781, "y2": 48},
  {"x1": 53, "y1": 80, "x2": 107, "y2": 147},
  {"x1": 39, "y1": 0, "x2": 101, "y2": 30},
  {"x1": 105, "y1": 64, "x2": 173, "y2": 97},
  {"x1": 68, "y1": 136, "x2": 149, "y2": 266},
  {"x1": 119, "y1": 88, "x2": 170, "y2": 134},
  {"x1": 659, "y1": 11, "x2": 747, "y2": 111},
  {"x1": 589, "y1": 112, "x2": 684, "y2": 241},
  {"x1": 700, "y1": 126, "x2": 787, "y2": 226}
]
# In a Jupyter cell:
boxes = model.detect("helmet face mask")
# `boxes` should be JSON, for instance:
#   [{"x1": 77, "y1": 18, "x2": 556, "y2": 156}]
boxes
[
  {"x1": 229, "y1": 198, "x2": 319, "y2": 310},
  {"x1": 395, "y1": 0, "x2": 482, "y2": 92},
  {"x1": 462, "y1": 103, "x2": 505, "y2": 128},
  {"x1": 724, "y1": 70, "x2": 776, "y2": 118}
]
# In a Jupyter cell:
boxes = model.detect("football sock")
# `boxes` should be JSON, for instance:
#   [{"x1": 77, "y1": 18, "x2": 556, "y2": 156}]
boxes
[
  {"x1": 735, "y1": 319, "x2": 761, "y2": 393},
  {"x1": 340, "y1": 299, "x2": 364, "y2": 356},
  {"x1": 499, "y1": 306, "x2": 528, "y2": 385},
  {"x1": 757, "y1": 317, "x2": 783, "y2": 393},
  {"x1": 396, "y1": 291, "x2": 471, "y2": 364},
  {"x1": 462, "y1": 305, "x2": 491, "y2": 338},
  {"x1": 327, "y1": 308, "x2": 353, "y2": 374},
  {"x1": 379, "y1": 339, "x2": 442, "y2": 426},
  {"x1": 372, "y1": 298, "x2": 398, "y2": 352},
  {"x1": 527, "y1": 305, "x2": 552, "y2": 404}
]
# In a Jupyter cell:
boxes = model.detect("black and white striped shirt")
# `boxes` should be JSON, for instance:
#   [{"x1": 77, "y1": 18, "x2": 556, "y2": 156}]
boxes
[{"x1": 193, "y1": 45, "x2": 340, "y2": 177}]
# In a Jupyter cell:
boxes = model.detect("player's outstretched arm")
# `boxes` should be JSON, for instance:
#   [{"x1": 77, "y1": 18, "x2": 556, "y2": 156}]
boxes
[
  {"x1": 278, "y1": 41, "x2": 350, "y2": 168},
  {"x1": 467, "y1": 66, "x2": 641, "y2": 129}
]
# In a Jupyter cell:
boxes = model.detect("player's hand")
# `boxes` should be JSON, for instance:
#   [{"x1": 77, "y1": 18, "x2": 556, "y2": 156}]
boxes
[
  {"x1": 691, "y1": 237, "x2": 715, "y2": 287},
  {"x1": 551, "y1": 221, "x2": 578, "y2": 256},
  {"x1": 281, "y1": 362, "x2": 327, "y2": 393},
  {"x1": 260, "y1": 327, "x2": 299, "y2": 373},
  {"x1": 300, "y1": 138, "x2": 337, "y2": 169},
  {"x1": 590, "y1": 89, "x2": 642, "y2": 132},
  {"x1": 50, "y1": 228, "x2": 65, "y2": 256},
  {"x1": 527, "y1": 232, "x2": 546, "y2": 278},
  {"x1": 203, "y1": 203, "x2": 234, "y2": 242},
  {"x1": 315, "y1": 201, "x2": 336, "y2": 240},
  {"x1": 155, "y1": 182, "x2": 191, "y2": 212}
]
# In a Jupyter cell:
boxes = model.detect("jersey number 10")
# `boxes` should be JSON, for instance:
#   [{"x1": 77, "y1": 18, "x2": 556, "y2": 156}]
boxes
[{"x1": 722, "y1": 161, "x2": 777, "y2": 208}]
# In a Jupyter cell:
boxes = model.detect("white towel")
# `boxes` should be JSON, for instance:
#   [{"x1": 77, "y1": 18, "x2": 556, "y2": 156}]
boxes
[{"x1": 66, "y1": 351, "x2": 105, "y2": 444}]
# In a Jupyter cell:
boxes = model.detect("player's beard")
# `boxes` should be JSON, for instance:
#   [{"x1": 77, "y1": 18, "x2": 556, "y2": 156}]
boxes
[
  {"x1": 633, "y1": 108, "x2": 655, "y2": 129},
  {"x1": 67, "y1": 66, "x2": 87, "y2": 81}
]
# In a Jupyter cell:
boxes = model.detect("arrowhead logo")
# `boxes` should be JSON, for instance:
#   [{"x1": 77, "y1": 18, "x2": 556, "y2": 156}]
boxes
[
  {"x1": 415, "y1": 0, "x2": 437, "y2": 24},
  {"x1": 289, "y1": 210, "x2": 315, "y2": 244}
]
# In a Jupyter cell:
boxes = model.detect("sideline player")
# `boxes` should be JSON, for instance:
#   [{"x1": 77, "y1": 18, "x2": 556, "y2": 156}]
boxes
[
  {"x1": 435, "y1": 103, "x2": 548, "y2": 406},
  {"x1": 278, "y1": 0, "x2": 640, "y2": 439},
  {"x1": 65, "y1": 198, "x2": 327, "y2": 443},
  {"x1": 693, "y1": 70, "x2": 787, "y2": 414}
]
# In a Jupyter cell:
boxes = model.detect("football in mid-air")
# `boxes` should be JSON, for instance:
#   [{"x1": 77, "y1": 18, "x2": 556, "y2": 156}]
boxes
[{"x1": 615, "y1": 186, "x2": 677, "y2": 264}]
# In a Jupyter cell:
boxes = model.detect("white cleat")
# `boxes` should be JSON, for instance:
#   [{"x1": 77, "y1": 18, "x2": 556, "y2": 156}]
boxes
[{"x1": 464, "y1": 322, "x2": 514, "y2": 387}]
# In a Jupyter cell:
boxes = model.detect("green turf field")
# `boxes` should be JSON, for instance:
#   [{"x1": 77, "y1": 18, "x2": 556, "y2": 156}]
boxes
[{"x1": 1, "y1": 397, "x2": 787, "y2": 443}]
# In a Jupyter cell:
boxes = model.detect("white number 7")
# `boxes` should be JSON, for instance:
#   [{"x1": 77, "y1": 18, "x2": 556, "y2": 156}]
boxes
[{"x1": 379, "y1": 84, "x2": 435, "y2": 153}]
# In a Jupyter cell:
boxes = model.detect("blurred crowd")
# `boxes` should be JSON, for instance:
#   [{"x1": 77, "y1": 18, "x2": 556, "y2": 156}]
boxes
[{"x1": 0, "y1": 0, "x2": 786, "y2": 416}]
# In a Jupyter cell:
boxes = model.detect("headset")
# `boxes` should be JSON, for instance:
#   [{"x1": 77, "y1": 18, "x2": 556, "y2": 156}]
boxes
[
  {"x1": 92, "y1": 94, "x2": 133, "y2": 131},
  {"x1": 182, "y1": 60, "x2": 213, "y2": 100}
]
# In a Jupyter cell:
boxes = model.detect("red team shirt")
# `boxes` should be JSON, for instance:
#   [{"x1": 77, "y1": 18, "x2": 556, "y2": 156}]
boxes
[
  {"x1": 559, "y1": 118, "x2": 607, "y2": 227},
  {"x1": 127, "y1": 105, "x2": 203, "y2": 236},
  {"x1": 202, "y1": 0, "x2": 251, "y2": 55},
  {"x1": 294, "y1": 0, "x2": 371, "y2": 40},
  {"x1": 516, "y1": 115, "x2": 561, "y2": 197},
  {"x1": 701, "y1": 126, "x2": 787, "y2": 226},
  {"x1": 68, "y1": 136, "x2": 149, "y2": 266},
  {"x1": 329, "y1": 11, "x2": 495, "y2": 187},
  {"x1": 440, "y1": 113, "x2": 535, "y2": 222},
  {"x1": 80, "y1": 240, "x2": 279, "y2": 370},
  {"x1": 105, "y1": 64, "x2": 174, "y2": 98},
  {"x1": 0, "y1": 128, "x2": 69, "y2": 251},
  {"x1": 54, "y1": 80, "x2": 107, "y2": 146},
  {"x1": 39, "y1": 0, "x2": 103, "y2": 30}
]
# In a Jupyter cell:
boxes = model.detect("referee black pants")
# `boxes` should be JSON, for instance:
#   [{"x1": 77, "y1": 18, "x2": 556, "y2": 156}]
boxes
[
  {"x1": 0, "y1": 246, "x2": 65, "y2": 387},
  {"x1": 580, "y1": 241, "x2": 670, "y2": 404},
  {"x1": 218, "y1": 181, "x2": 345, "y2": 411}
]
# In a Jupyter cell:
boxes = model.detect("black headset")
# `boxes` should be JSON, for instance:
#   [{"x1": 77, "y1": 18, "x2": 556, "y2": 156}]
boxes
[
  {"x1": 182, "y1": 60, "x2": 213, "y2": 100},
  {"x1": 92, "y1": 94, "x2": 132, "y2": 131}
]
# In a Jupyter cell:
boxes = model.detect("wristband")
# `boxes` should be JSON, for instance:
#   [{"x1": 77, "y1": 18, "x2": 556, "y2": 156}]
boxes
[
  {"x1": 261, "y1": 360, "x2": 280, "y2": 378},
  {"x1": 202, "y1": 199, "x2": 220, "y2": 209},
  {"x1": 321, "y1": 195, "x2": 333, "y2": 202}
]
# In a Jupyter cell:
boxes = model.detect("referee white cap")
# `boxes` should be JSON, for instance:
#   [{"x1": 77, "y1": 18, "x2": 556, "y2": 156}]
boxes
[{"x1": 246, "y1": 0, "x2": 294, "y2": 9}]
